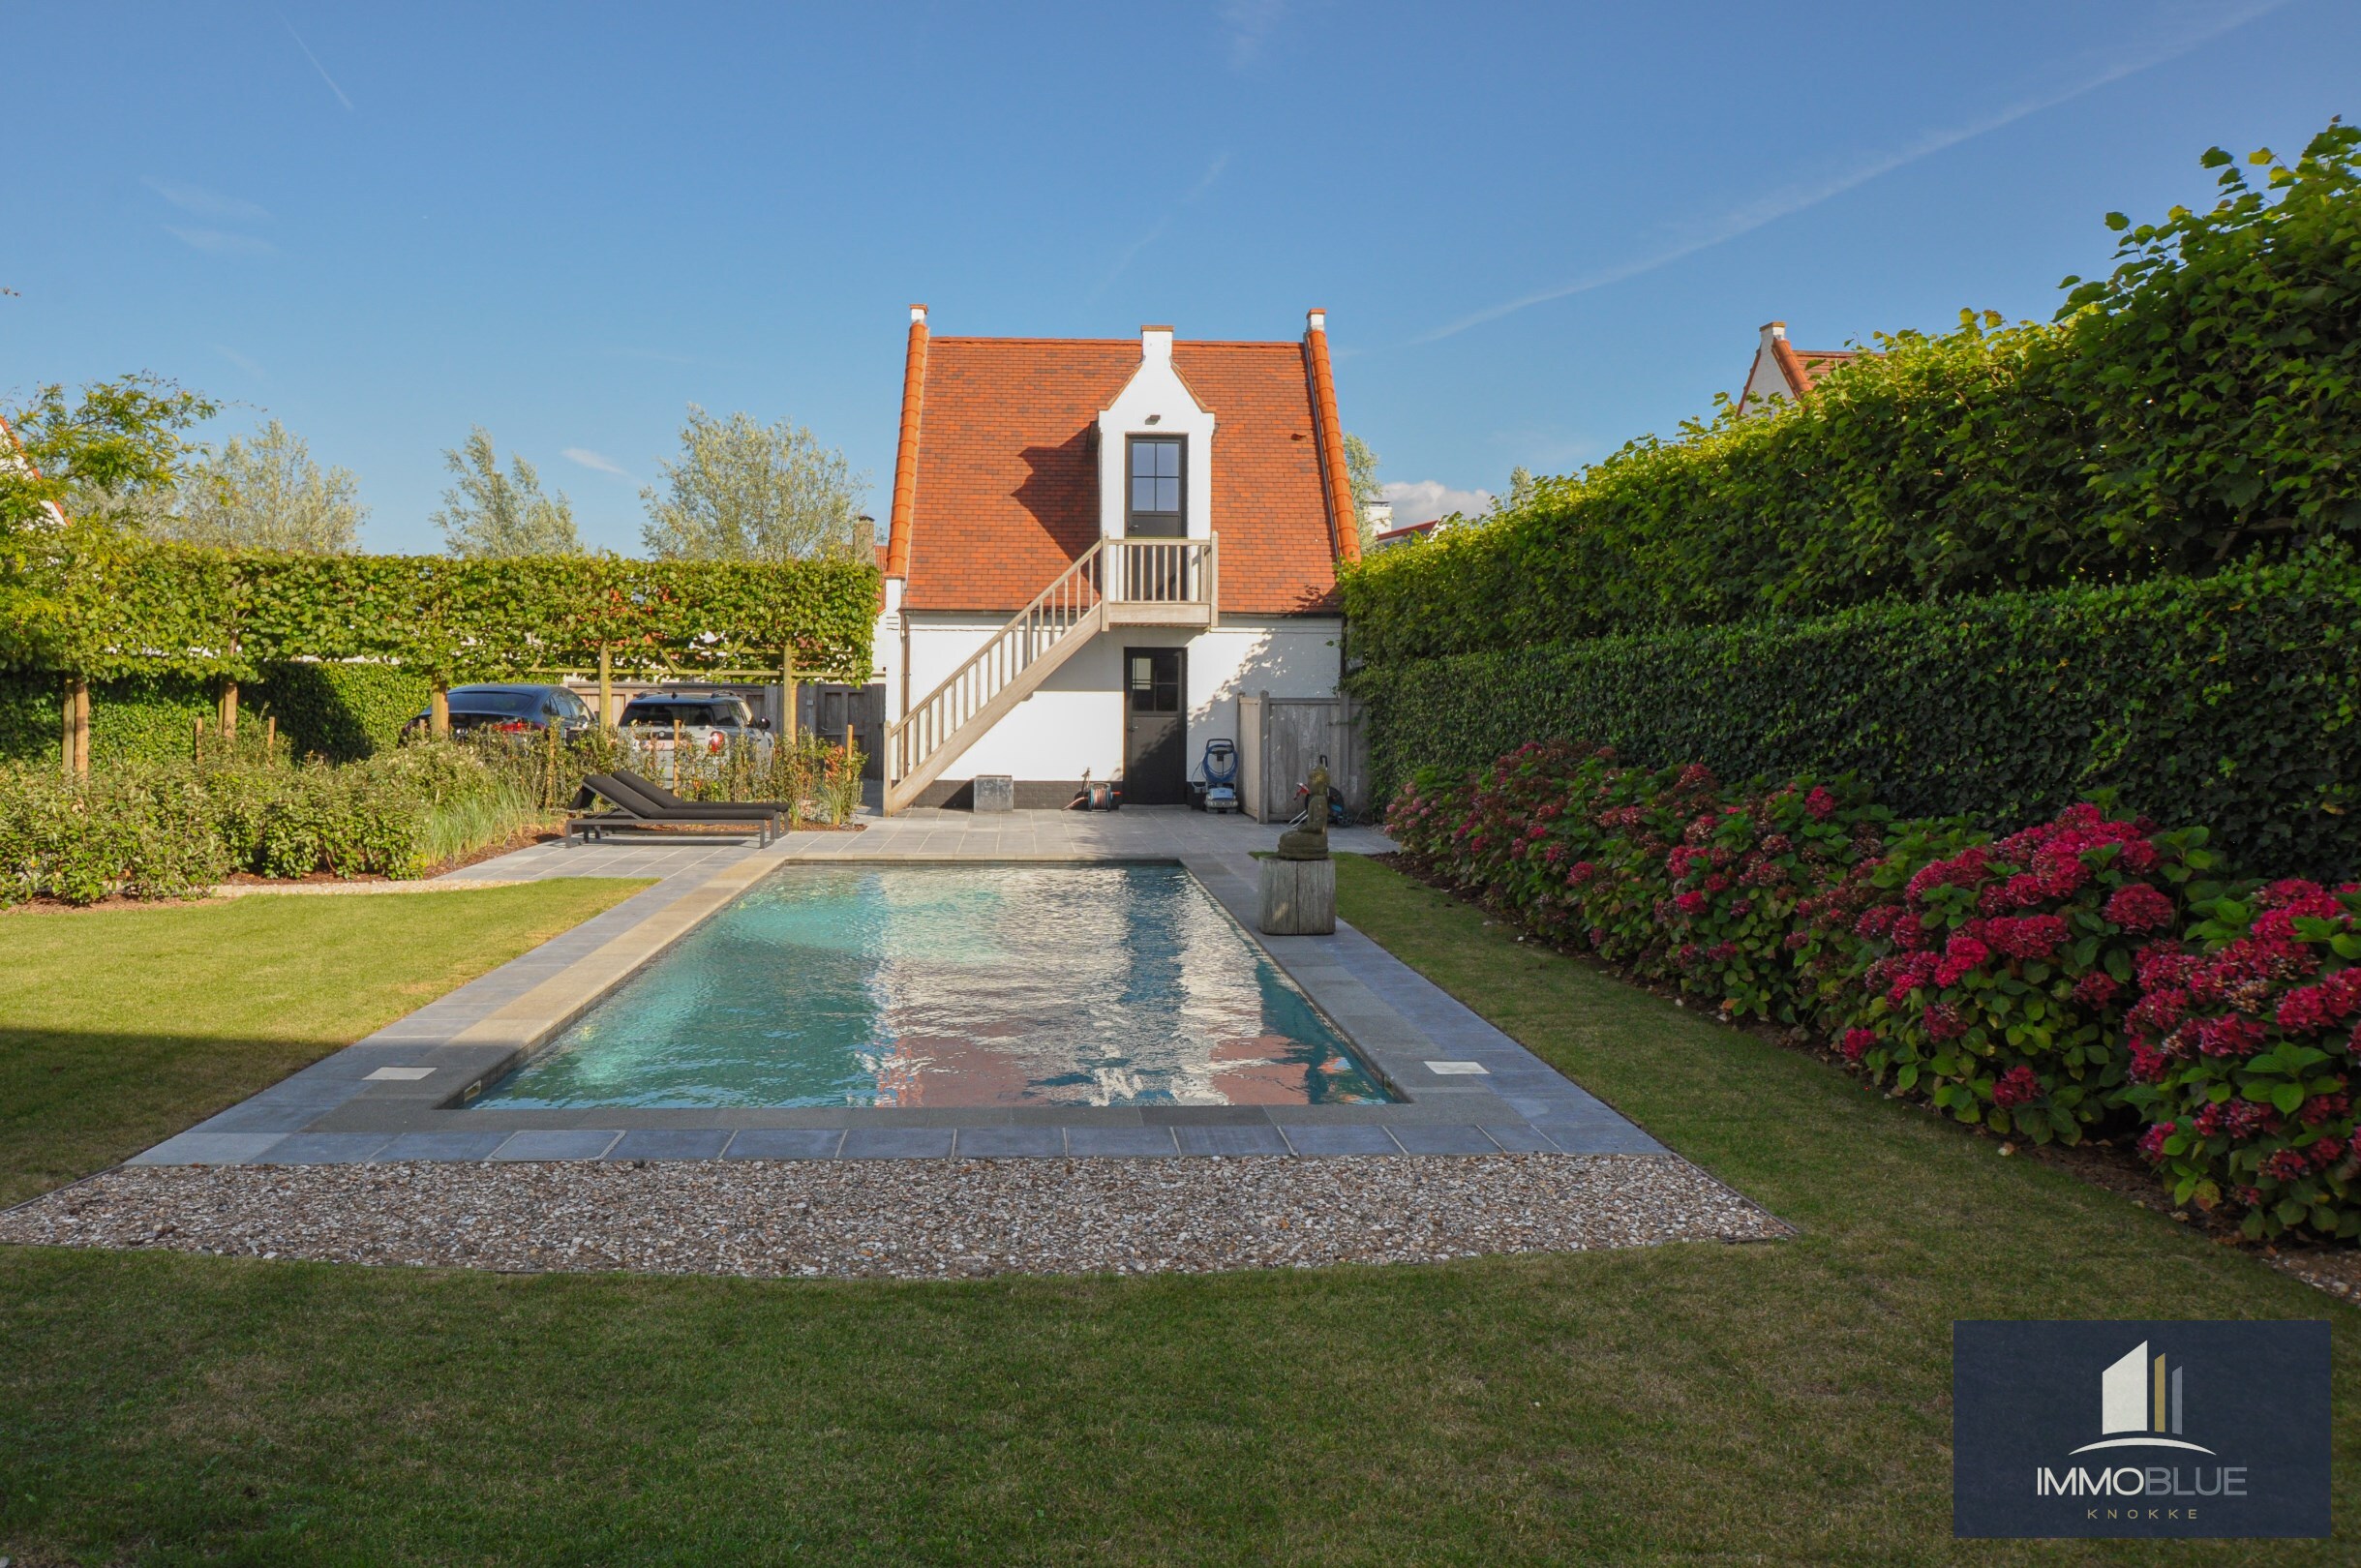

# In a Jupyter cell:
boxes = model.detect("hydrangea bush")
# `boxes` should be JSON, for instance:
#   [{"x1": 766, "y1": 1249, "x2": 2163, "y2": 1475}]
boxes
[
  {"x1": 1833, "y1": 804, "x2": 2220, "y2": 1144},
  {"x1": 2123, "y1": 880, "x2": 2361, "y2": 1238}
]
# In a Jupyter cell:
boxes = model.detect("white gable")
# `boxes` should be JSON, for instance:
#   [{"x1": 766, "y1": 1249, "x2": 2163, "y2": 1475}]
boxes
[{"x1": 1095, "y1": 326, "x2": 1217, "y2": 540}]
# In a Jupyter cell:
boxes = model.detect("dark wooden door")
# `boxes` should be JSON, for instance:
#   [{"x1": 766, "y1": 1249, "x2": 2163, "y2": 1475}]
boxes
[{"x1": 1123, "y1": 648, "x2": 1186, "y2": 804}]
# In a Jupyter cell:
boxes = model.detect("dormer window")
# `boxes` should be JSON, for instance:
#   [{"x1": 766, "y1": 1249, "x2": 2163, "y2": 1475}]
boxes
[{"x1": 1127, "y1": 436, "x2": 1185, "y2": 537}]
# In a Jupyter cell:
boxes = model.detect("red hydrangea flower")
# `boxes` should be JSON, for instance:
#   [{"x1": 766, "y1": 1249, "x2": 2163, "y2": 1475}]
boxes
[
  {"x1": 2261, "y1": 1148, "x2": 2312, "y2": 1183},
  {"x1": 1802, "y1": 786, "x2": 1838, "y2": 820},
  {"x1": 2137, "y1": 1123, "x2": 2176, "y2": 1161},
  {"x1": 1673, "y1": 890, "x2": 1708, "y2": 915},
  {"x1": 1923, "y1": 1002, "x2": 1967, "y2": 1041},
  {"x1": 2073, "y1": 971, "x2": 2122, "y2": 1008},
  {"x1": 2104, "y1": 883, "x2": 2176, "y2": 932},
  {"x1": 1991, "y1": 1066, "x2": 2042, "y2": 1107},
  {"x1": 1840, "y1": 1027, "x2": 1875, "y2": 1062},
  {"x1": 2127, "y1": 1042, "x2": 2170, "y2": 1082}
]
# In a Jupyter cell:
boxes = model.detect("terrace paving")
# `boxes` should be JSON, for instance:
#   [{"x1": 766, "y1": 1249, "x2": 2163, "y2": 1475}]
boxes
[{"x1": 121, "y1": 805, "x2": 1668, "y2": 1167}]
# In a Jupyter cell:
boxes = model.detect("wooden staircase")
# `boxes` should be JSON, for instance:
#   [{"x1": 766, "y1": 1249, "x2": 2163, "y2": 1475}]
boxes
[{"x1": 882, "y1": 537, "x2": 1217, "y2": 814}]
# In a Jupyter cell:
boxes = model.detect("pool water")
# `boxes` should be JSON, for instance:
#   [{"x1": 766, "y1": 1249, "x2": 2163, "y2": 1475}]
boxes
[{"x1": 474, "y1": 863, "x2": 1392, "y2": 1109}]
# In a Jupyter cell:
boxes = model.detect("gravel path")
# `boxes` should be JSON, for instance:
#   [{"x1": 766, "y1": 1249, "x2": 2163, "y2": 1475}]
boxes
[{"x1": 0, "y1": 1154, "x2": 1785, "y2": 1281}]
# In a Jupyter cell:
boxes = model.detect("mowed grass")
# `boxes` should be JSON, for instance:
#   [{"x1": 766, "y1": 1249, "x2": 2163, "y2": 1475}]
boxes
[
  {"x1": 0, "y1": 881, "x2": 650, "y2": 1206},
  {"x1": 0, "y1": 855, "x2": 2351, "y2": 1565}
]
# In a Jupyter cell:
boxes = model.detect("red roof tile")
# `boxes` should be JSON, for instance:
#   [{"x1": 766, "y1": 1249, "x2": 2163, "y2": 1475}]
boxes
[{"x1": 886, "y1": 329, "x2": 1347, "y2": 616}]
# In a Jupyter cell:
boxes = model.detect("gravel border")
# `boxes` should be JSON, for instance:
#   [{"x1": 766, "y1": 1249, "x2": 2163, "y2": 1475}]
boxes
[{"x1": 0, "y1": 1154, "x2": 1788, "y2": 1281}]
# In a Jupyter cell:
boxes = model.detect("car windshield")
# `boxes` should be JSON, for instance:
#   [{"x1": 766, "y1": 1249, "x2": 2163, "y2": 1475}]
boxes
[
  {"x1": 621, "y1": 699, "x2": 748, "y2": 727},
  {"x1": 449, "y1": 690, "x2": 542, "y2": 715}
]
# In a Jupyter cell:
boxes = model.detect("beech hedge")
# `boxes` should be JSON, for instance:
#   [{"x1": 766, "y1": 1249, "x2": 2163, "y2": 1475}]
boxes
[
  {"x1": 1341, "y1": 122, "x2": 2361, "y2": 665},
  {"x1": 1352, "y1": 548, "x2": 2361, "y2": 882},
  {"x1": 1389, "y1": 741, "x2": 2358, "y2": 1240},
  {"x1": 4, "y1": 544, "x2": 878, "y2": 685}
]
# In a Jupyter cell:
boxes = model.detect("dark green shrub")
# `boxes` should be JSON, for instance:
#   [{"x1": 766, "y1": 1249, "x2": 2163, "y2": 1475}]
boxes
[{"x1": 1353, "y1": 548, "x2": 2361, "y2": 881}]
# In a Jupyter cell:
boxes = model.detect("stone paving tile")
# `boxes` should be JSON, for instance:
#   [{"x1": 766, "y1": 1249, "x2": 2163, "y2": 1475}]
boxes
[
  {"x1": 253, "y1": 1132, "x2": 396, "y2": 1165},
  {"x1": 722, "y1": 1130, "x2": 845, "y2": 1161},
  {"x1": 489, "y1": 1130, "x2": 621, "y2": 1161},
  {"x1": 840, "y1": 1128, "x2": 955, "y2": 1160},
  {"x1": 952, "y1": 1127, "x2": 1066, "y2": 1158},
  {"x1": 1174, "y1": 1125, "x2": 1290, "y2": 1158},
  {"x1": 1477, "y1": 1124, "x2": 1558, "y2": 1154},
  {"x1": 374, "y1": 1130, "x2": 510, "y2": 1162},
  {"x1": 608, "y1": 1130, "x2": 733, "y2": 1161},
  {"x1": 1537, "y1": 1123, "x2": 1669, "y2": 1155},
  {"x1": 189, "y1": 1101, "x2": 330, "y2": 1134},
  {"x1": 1064, "y1": 1127, "x2": 1182, "y2": 1157},
  {"x1": 1277, "y1": 1124, "x2": 1400, "y2": 1157},
  {"x1": 127, "y1": 1132, "x2": 288, "y2": 1166},
  {"x1": 1385, "y1": 1125, "x2": 1501, "y2": 1157}
]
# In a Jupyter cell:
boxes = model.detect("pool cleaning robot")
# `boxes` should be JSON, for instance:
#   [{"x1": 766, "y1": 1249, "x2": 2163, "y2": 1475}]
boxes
[{"x1": 1199, "y1": 739, "x2": 1239, "y2": 814}]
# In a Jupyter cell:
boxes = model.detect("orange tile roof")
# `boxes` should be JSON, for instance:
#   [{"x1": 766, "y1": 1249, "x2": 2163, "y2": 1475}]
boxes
[{"x1": 885, "y1": 326, "x2": 1347, "y2": 615}]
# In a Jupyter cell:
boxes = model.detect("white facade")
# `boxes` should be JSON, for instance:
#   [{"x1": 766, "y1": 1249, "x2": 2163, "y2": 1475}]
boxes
[
  {"x1": 1095, "y1": 326, "x2": 1217, "y2": 542},
  {"x1": 875, "y1": 611, "x2": 1342, "y2": 788}
]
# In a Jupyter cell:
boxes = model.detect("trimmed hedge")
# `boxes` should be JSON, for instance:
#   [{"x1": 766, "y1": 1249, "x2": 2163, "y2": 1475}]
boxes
[
  {"x1": 0, "y1": 663, "x2": 434, "y2": 767},
  {"x1": 1351, "y1": 549, "x2": 2361, "y2": 882},
  {"x1": 1340, "y1": 122, "x2": 2361, "y2": 665}
]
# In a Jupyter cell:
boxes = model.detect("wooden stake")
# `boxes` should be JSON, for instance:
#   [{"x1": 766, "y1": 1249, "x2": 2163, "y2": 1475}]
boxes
[
  {"x1": 63, "y1": 678, "x2": 91, "y2": 777},
  {"x1": 194, "y1": 714, "x2": 204, "y2": 763},
  {"x1": 781, "y1": 648, "x2": 798, "y2": 742},
  {"x1": 430, "y1": 685, "x2": 450, "y2": 739},
  {"x1": 219, "y1": 679, "x2": 238, "y2": 740},
  {"x1": 598, "y1": 644, "x2": 613, "y2": 731},
  {"x1": 264, "y1": 714, "x2": 277, "y2": 760}
]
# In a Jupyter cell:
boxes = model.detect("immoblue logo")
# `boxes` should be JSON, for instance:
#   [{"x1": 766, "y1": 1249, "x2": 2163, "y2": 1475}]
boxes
[{"x1": 1952, "y1": 1321, "x2": 2327, "y2": 1539}]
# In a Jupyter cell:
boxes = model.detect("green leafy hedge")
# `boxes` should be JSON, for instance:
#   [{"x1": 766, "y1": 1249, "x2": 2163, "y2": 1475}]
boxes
[
  {"x1": 1351, "y1": 549, "x2": 2361, "y2": 881},
  {"x1": 1340, "y1": 122, "x2": 2361, "y2": 665},
  {"x1": 5, "y1": 546, "x2": 878, "y2": 685},
  {"x1": 0, "y1": 664, "x2": 434, "y2": 767}
]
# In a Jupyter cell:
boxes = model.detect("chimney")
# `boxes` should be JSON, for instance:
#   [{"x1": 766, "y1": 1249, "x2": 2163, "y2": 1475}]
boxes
[
  {"x1": 1758, "y1": 320, "x2": 1786, "y2": 351},
  {"x1": 1140, "y1": 323, "x2": 1174, "y2": 364},
  {"x1": 911, "y1": 303, "x2": 928, "y2": 324},
  {"x1": 1307, "y1": 308, "x2": 1327, "y2": 335}
]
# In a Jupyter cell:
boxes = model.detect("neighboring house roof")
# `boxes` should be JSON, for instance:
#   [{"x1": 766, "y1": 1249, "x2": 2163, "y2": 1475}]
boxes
[
  {"x1": 884, "y1": 310, "x2": 1356, "y2": 615},
  {"x1": 1368, "y1": 518, "x2": 1439, "y2": 551},
  {"x1": 1736, "y1": 321, "x2": 1866, "y2": 417}
]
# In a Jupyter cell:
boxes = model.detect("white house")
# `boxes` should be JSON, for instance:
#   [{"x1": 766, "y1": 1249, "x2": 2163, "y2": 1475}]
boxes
[
  {"x1": 871, "y1": 307, "x2": 1362, "y2": 812},
  {"x1": 1735, "y1": 320, "x2": 1865, "y2": 417}
]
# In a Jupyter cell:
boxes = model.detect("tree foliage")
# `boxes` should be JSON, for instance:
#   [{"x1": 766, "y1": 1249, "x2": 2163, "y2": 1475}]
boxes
[
  {"x1": 640, "y1": 406, "x2": 869, "y2": 562},
  {"x1": 1341, "y1": 121, "x2": 2361, "y2": 666},
  {"x1": 1343, "y1": 432, "x2": 1381, "y2": 551},
  {"x1": 156, "y1": 420, "x2": 368, "y2": 554},
  {"x1": 0, "y1": 374, "x2": 217, "y2": 533},
  {"x1": 432, "y1": 429, "x2": 582, "y2": 558}
]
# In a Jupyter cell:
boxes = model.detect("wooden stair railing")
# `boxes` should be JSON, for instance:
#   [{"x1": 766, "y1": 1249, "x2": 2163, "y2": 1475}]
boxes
[{"x1": 882, "y1": 540, "x2": 1106, "y2": 814}]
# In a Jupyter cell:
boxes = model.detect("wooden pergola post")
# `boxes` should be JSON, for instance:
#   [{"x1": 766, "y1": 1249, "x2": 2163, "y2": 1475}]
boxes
[
  {"x1": 218, "y1": 679, "x2": 238, "y2": 742},
  {"x1": 598, "y1": 644, "x2": 614, "y2": 731},
  {"x1": 781, "y1": 648, "x2": 799, "y2": 742},
  {"x1": 430, "y1": 684, "x2": 450, "y2": 739},
  {"x1": 63, "y1": 678, "x2": 90, "y2": 778}
]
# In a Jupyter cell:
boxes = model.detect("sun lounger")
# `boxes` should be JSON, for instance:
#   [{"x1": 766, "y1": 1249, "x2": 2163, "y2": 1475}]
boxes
[
  {"x1": 564, "y1": 773, "x2": 781, "y2": 847},
  {"x1": 611, "y1": 768, "x2": 796, "y2": 820}
]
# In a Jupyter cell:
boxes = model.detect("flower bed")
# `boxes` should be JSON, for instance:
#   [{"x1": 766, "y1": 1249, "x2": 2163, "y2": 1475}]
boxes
[{"x1": 1389, "y1": 742, "x2": 2357, "y2": 1242}]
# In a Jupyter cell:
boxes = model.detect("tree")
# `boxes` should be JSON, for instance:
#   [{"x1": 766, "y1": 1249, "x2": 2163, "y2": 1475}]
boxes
[
  {"x1": 1, "y1": 374, "x2": 217, "y2": 536},
  {"x1": 159, "y1": 420, "x2": 368, "y2": 553},
  {"x1": 640, "y1": 406, "x2": 869, "y2": 562},
  {"x1": 1343, "y1": 431, "x2": 1383, "y2": 550},
  {"x1": 1505, "y1": 465, "x2": 1538, "y2": 511},
  {"x1": 431, "y1": 428, "x2": 581, "y2": 558}
]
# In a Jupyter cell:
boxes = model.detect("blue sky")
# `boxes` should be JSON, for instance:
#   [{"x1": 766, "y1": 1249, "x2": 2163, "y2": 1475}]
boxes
[{"x1": 6, "y1": 1, "x2": 2355, "y2": 550}]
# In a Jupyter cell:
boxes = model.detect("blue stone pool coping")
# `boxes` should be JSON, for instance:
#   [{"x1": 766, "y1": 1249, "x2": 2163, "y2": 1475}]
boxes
[{"x1": 126, "y1": 837, "x2": 1667, "y2": 1168}]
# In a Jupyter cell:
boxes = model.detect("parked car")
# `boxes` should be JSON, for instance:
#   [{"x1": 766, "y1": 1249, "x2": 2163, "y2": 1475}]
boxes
[
  {"x1": 617, "y1": 690, "x2": 772, "y2": 759},
  {"x1": 403, "y1": 683, "x2": 594, "y2": 741}
]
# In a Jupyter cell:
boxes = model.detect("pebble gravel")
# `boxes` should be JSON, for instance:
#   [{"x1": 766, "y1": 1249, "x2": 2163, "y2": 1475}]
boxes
[{"x1": 0, "y1": 1154, "x2": 1786, "y2": 1281}]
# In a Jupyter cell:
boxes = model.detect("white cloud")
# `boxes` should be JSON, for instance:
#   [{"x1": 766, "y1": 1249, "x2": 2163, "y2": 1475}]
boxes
[
  {"x1": 1414, "y1": 0, "x2": 2290, "y2": 344},
  {"x1": 1384, "y1": 479, "x2": 1495, "y2": 527},
  {"x1": 143, "y1": 179, "x2": 269, "y2": 221},
  {"x1": 562, "y1": 447, "x2": 630, "y2": 477},
  {"x1": 166, "y1": 226, "x2": 275, "y2": 256}
]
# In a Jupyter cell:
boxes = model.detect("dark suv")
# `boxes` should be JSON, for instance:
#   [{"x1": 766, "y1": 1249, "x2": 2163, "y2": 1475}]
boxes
[{"x1": 403, "y1": 683, "x2": 593, "y2": 741}]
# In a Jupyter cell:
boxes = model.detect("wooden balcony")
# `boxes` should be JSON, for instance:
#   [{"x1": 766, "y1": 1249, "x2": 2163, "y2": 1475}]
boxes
[{"x1": 1103, "y1": 537, "x2": 1217, "y2": 627}]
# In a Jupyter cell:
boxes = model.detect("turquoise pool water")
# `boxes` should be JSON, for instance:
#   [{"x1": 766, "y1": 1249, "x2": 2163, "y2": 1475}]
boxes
[{"x1": 474, "y1": 863, "x2": 1392, "y2": 1109}]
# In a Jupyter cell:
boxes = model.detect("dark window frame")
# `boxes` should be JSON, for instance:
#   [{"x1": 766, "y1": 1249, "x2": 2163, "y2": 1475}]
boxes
[{"x1": 1125, "y1": 435, "x2": 1186, "y2": 538}]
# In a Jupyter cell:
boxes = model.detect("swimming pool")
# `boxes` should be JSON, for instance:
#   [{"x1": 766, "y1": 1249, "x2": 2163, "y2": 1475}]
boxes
[{"x1": 473, "y1": 863, "x2": 1393, "y2": 1109}]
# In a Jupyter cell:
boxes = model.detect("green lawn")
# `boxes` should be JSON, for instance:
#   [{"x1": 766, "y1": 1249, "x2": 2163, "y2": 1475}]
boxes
[
  {"x1": 0, "y1": 856, "x2": 2350, "y2": 1565},
  {"x1": 0, "y1": 882, "x2": 650, "y2": 1207}
]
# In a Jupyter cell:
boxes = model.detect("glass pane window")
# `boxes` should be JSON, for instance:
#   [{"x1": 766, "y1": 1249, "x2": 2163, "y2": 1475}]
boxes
[{"x1": 1126, "y1": 437, "x2": 1184, "y2": 530}]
